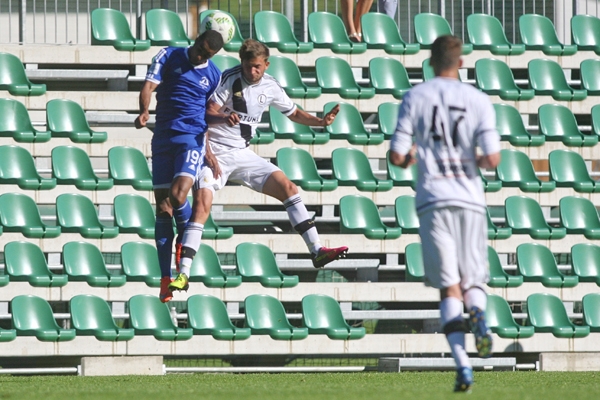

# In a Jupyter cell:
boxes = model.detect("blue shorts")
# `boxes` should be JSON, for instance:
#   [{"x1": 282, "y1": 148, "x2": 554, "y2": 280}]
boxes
[{"x1": 151, "y1": 129, "x2": 206, "y2": 189}]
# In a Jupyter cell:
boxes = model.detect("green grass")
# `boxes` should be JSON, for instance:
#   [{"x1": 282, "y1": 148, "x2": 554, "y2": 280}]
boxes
[{"x1": 1, "y1": 372, "x2": 599, "y2": 400}]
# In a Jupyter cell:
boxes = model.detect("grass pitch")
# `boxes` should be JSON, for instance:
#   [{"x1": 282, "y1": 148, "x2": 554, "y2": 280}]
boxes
[{"x1": 0, "y1": 371, "x2": 599, "y2": 400}]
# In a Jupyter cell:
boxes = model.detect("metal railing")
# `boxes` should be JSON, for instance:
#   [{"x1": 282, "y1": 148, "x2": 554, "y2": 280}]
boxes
[{"x1": 1, "y1": 0, "x2": 598, "y2": 45}]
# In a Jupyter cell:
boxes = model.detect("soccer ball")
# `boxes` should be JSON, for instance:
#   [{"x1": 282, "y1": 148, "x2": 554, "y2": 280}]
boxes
[{"x1": 200, "y1": 11, "x2": 235, "y2": 44}]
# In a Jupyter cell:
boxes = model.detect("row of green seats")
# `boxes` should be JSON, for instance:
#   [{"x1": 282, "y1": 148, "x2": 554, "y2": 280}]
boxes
[
  {"x1": 341, "y1": 194, "x2": 600, "y2": 241},
  {"x1": 5, "y1": 293, "x2": 365, "y2": 342},
  {"x1": 407, "y1": 241, "x2": 600, "y2": 288}
]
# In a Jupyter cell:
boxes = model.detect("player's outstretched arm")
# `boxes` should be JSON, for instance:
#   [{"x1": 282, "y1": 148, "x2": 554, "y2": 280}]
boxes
[
  {"x1": 206, "y1": 100, "x2": 240, "y2": 126},
  {"x1": 134, "y1": 81, "x2": 159, "y2": 129},
  {"x1": 389, "y1": 145, "x2": 417, "y2": 169},
  {"x1": 477, "y1": 152, "x2": 501, "y2": 169},
  {"x1": 288, "y1": 104, "x2": 340, "y2": 127}
]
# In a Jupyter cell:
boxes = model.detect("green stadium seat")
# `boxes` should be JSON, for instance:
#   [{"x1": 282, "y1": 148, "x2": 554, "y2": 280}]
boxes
[
  {"x1": 187, "y1": 294, "x2": 250, "y2": 340},
  {"x1": 571, "y1": 14, "x2": 600, "y2": 54},
  {"x1": 538, "y1": 104, "x2": 597, "y2": 147},
  {"x1": 0, "y1": 193, "x2": 61, "y2": 238},
  {"x1": 56, "y1": 193, "x2": 119, "y2": 239},
  {"x1": 0, "y1": 52, "x2": 46, "y2": 95},
  {"x1": 487, "y1": 246, "x2": 522, "y2": 288},
  {"x1": 475, "y1": 58, "x2": 535, "y2": 101},
  {"x1": 308, "y1": 12, "x2": 367, "y2": 54},
  {"x1": 386, "y1": 150, "x2": 417, "y2": 189},
  {"x1": 486, "y1": 208, "x2": 512, "y2": 240},
  {"x1": 519, "y1": 14, "x2": 577, "y2": 55},
  {"x1": 394, "y1": 195, "x2": 419, "y2": 234},
  {"x1": 593, "y1": 104, "x2": 600, "y2": 136},
  {"x1": 63, "y1": 241, "x2": 126, "y2": 287},
  {"x1": 46, "y1": 99, "x2": 108, "y2": 143},
  {"x1": 145, "y1": 8, "x2": 192, "y2": 47},
  {"x1": 466, "y1": 14, "x2": 525, "y2": 55},
  {"x1": 121, "y1": 242, "x2": 161, "y2": 287},
  {"x1": 4, "y1": 241, "x2": 67, "y2": 287},
  {"x1": 504, "y1": 196, "x2": 566, "y2": 239},
  {"x1": 269, "y1": 106, "x2": 329, "y2": 144},
  {"x1": 211, "y1": 54, "x2": 240, "y2": 72},
  {"x1": 128, "y1": 294, "x2": 193, "y2": 341},
  {"x1": 549, "y1": 150, "x2": 599, "y2": 192},
  {"x1": 369, "y1": 57, "x2": 412, "y2": 99},
  {"x1": 360, "y1": 12, "x2": 419, "y2": 54},
  {"x1": 254, "y1": 11, "x2": 313, "y2": 53},
  {"x1": 301, "y1": 294, "x2": 366, "y2": 340},
  {"x1": 0, "y1": 98, "x2": 50, "y2": 142},
  {"x1": 202, "y1": 213, "x2": 234, "y2": 240},
  {"x1": 267, "y1": 55, "x2": 320, "y2": 99},
  {"x1": 421, "y1": 58, "x2": 435, "y2": 82},
  {"x1": 52, "y1": 146, "x2": 113, "y2": 190},
  {"x1": 413, "y1": 13, "x2": 472, "y2": 53},
  {"x1": 11, "y1": 295, "x2": 76, "y2": 341},
  {"x1": 526, "y1": 293, "x2": 589, "y2": 338},
  {"x1": 559, "y1": 196, "x2": 600, "y2": 239},
  {"x1": 108, "y1": 146, "x2": 153, "y2": 190},
  {"x1": 486, "y1": 294, "x2": 533, "y2": 338},
  {"x1": 405, "y1": 243, "x2": 424, "y2": 282},
  {"x1": 332, "y1": 148, "x2": 392, "y2": 191},
  {"x1": 0, "y1": 145, "x2": 56, "y2": 190},
  {"x1": 582, "y1": 293, "x2": 600, "y2": 331},
  {"x1": 528, "y1": 59, "x2": 587, "y2": 101},
  {"x1": 70, "y1": 294, "x2": 134, "y2": 341},
  {"x1": 189, "y1": 243, "x2": 242, "y2": 288},
  {"x1": 276, "y1": 147, "x2": 338, "y2": 192},
  {"x1": 91, "y1": 8, "x2": 151, "y2": 51},
  {"x1": 339, "y1": 195, "x2": 402, "y2": 239},
  {"x1": 378, "y1": 103, "x2": 400, "y2": 140},
  {"x1": 325, "y1": 102, "x2": 384, "y2": 145},
  {"x1": 199, "y1": 10, "x2": 244, "y2": 52},
  {"x1": 494, "y1": 103, "x2": 545, "y2": 147},
  {"x1": 571, "y1": 243, "x2": 600, "y2": 286},
  {"x1": 517, "y1": 243, "x2": 578, "y2": 288},
  {"x1": 480, "y1": 168, "x2": 502, "y2": 193},
  {"x1": 580, "y1": 59, "x2": 600, "y2": 95},
  {"x1": 316, "y1": 56, "x2": 375, "y2": 99},
  {"x1": 495, "y1": 149, "x2": 555, "y2": 192},
  {"x1": 0, "y1": 326, "x2": 15, "y2": 342},
  {"x1": 114, "y1": 194, "x2": 155, "y2": 239},
  {"x1": 248, "y1": 128, "x2": 274, "y2": 145},
  {"x1": 244, "y1": 294, "x2": 309, "y2": 340},
  {"x1": 235, "y1": 242, "x2": 299, "y2": 288}
]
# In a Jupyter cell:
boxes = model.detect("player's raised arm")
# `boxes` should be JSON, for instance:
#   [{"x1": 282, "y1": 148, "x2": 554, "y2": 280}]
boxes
[
  {"x1": 288, "y1": 104, "x2": 339, "y2": 127},
  {"x1": 206, "y1": 99, "x2": 240, "y2": 126},
  {"x1": 134, "y1": 80, "x2": 158, "y2": 129}
]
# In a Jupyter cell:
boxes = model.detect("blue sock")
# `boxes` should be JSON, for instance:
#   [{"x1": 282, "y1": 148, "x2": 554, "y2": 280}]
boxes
[
  {"x1": 173, "y1": 200, "x2": 192, "y2": 241},
  {"x1": 155, "y1": 216, "x2": 175, "y2": 278}
]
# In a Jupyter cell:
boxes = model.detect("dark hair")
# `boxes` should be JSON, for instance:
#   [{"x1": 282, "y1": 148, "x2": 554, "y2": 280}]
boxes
[
  {"x1": 430, "y1": 35, "x2": 462, "y2": 75},
  {"x1": 238, "y1": 39, "x2": 269, "y2": 62},
  {"x1": 196, "y1": 29, "x2": 224, "y2": 52}
]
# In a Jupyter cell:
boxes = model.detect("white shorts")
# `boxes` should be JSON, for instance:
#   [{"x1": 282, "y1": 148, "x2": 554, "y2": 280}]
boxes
[
  {"x1": 418, "y1": 206, "x2": 489, "y2": 290},
  {"x1": 195, "y1": 145, "x2": 280, "y2": 193}
]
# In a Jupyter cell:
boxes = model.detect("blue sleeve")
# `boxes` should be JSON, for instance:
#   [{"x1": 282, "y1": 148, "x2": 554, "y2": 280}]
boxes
[{"x1": 146, "y1": 47, "x2": 170, "y2": 84}]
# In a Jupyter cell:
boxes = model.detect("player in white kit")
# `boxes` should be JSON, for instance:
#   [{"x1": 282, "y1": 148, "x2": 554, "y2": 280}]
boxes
[
  {"x1": 169, "y1": 39, "x2": 348, "y2": 293},
  {"x1": 389, "y1": 35, "x2": 501, "y2": 392}
]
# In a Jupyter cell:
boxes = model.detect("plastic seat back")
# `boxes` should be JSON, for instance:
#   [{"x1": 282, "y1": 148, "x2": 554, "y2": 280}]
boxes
[
  {"x1": 593, "y1": 104, "x2": 600, "y2": 136},
  {"x1": 517, "y1": 243, "x2": 571, "y2": 284},
  {"x1": 527, "y1": 293, "x2": 589, "y2": 337},
  {"x1": 378, "y1": 103, "x2": 401, "y2": 139},
  {"x1": 114, "y1": 194, "x2": 155, "y2": 238},
  {"x1": 571, "y1": 243, "x2": 600, "y2": 285},
  {"x1": 582, "y1": 293, "x2": 600, "y2": 332},
  {"x1": 211, "y1": 54, "x2": 240, "y2": 72},
  {"x1": 332, "y1": 147, "x2": 392, "y2": 191},
  {"x1": 0, "y1": 145, "x2": 56, "y2": 190},
  {"x1": 254, "y1": 11, "x2": 312, "y2": 53},
  {"x1": 267, "y1": 55, "x2": 320, "y2": 98},
  {"x1": 63, "y1": 241, "x2": 125, "y2": 287},
  {"x1": 538, "y1": 104, "x2": 594, "y2": 145},
  {"x1": 580, "y1": 59, "x2": 600, "y2": 94},
  {"x1": 361, "y1": 12, "x2": 419, "y2": 54},
  {"x1": 70, "y1": 294, "x2": 134, "y2": 341},
  {"x1": 11, "y1": 295, "x2": 75, "y2": 341},
  {"x1": 91, "y1": 8, "x2": 150, "y2": 50},
  {"x1": 308, "y1": 12, "x2": 366, "y2": 54},
  {"x1": 386, "y1": 150, "x2": 417, "y2": 188},
  {"x1": 475, "y1": 58, "x2": 520, "y2": 94},
  {"x1": 0, "y1": 192, "x2": 60, "y2": 238},
  {"x1": 405, "y1": 243, "x2": 424, "y2": 282},
  {"x1": 4, "y1": 241, "x2": 67, "y2": 287},
  {"x1": 128, "y1": 294, "x2": 193, "y2": 340},
  {"x1": 421, "y1": 58, "x2": 435, "y2": 81},
  {"x1": 187, "y1": 294, "x2": 250, "y2": 339},
  {"x1": 528, "y1": 59, "x2": 575, "y2": 93},
  {"x1": 244, "y1": 294, "x2": 308, "y2": 339},
  {"x1": 486, "y1": 294, "x2": 534, "y2": 338},
  {"x1": 571, "y1": 14, "x2": 600, "y2": 52},
  {"x1": 121, "y1": 242, "x2": 161, "y2": 286},
  {"x1": 108, "y1": 146, "x2": 152, "y2": 190},
  {"x1": 47, "y1": 99, "x2": 107, "y2": 143},
  {"x1": 549, "y1": 150, "x2": 596, "y2": 191},
  {"x1": 467, "y1": 14, "x2": 522, "y2": 54},
  {"x1": 235, "y1": 242, "x2": 298, "y2": 287},
  {"x1": 394, "y1": 195, "x2": 419, "y2": 233},
  {"x1": 369, "y1": 57, "x2": 412, "y2": 98},
  {"x1": 495, "y1": 148, "x2": 554, "y2": 192},
  {"x1": 199, "y1": 10, "x2": 244, "y2": 52},
  {"x1": 325, "y1": 102, "x2": 376, "y2": 144},
  {"x1": 559, "y1": 196, "x2": 600, "y2": 233},
  {"x1": 494, "y1": 104, "x2": 532, "y2": 145},
  {"x1": 339, "y1": 195, "x2": 401, "y2": 239},
  {"x1": 56, "y1": 193, "x2": 119, "y2": 238},
  {"x1": 519, "y1": 14, "x2": 576, "y2": 54},
  {"x1": 504, "y1": 196, "x2": 548, "y2": 231},
  {"x1": 414, "y1": 13, "x2": 452, "y2": 47},
  {"x1": 0, "y1": 52, "x2": 46, "y2": 95},
  {"x1": 0, "y1": 98, "x2": 50, "y2": 142},
  {"x1": 189, "y1": 243, "x2": 241, "y2": 287},
  {"x1": 316, "y1": 57, "x2": 374, "y2": 99},
  {"x1": 145, "y1": 9, "x2": 191, "y2": 47},
  {"x1": 52, "y1": 146, "x2": 113, "y2": 190},
  {"x1": 276, "y1": 147, "x2": 337, "y2": 192},
  {"x1": 302, "y1": 294, "x2": 366, "y2": 339}
]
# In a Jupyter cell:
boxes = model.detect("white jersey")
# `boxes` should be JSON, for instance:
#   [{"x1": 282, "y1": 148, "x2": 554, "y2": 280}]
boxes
[
  {"x1": 208, "y1": 65, "x2": 296, "y2": 151},
  {"x1": 390, "y1": 77, "x2": 501, "y2": 215}
]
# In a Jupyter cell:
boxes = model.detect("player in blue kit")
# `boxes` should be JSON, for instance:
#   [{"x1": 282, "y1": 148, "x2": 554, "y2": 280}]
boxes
[{"x1": 134, "y1": 29, "x2": 224, "y2": 303}]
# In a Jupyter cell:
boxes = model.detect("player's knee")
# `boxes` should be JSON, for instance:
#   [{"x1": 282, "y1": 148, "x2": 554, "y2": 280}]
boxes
[{"x1": 282, "y1": 179, "x2": 298, "y2": 196}]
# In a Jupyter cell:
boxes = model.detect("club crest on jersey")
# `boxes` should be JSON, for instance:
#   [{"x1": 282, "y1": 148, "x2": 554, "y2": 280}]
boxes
[
  {"x1": 257, "y1": 94, "x2": 267, "y2": 105},
  {"x1": 199, "y1": 77, "x2": 210, "y2": 88},
  {"x1": 233, "y1": 91, "x2": 243, "y2": 98}
]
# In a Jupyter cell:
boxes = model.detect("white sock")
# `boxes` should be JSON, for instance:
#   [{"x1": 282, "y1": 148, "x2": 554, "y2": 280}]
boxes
[
  {"x1": 441, "y1": 297, "x2": 471, "y2": 369},
  {"x1": 179, "y1": 222, "x2": 204, "y2": 276},
  {"x1": 463, "y1": 286, "x2": 487, "y2": 311},
  {"x1": 283, "y1": 194, "x2": 321, "y2": 254}
]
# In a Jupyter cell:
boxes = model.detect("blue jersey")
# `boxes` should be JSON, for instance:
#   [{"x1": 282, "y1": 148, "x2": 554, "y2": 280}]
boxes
[{"x1": 146, "y1": 46, "x2": 221, "y2": 146}]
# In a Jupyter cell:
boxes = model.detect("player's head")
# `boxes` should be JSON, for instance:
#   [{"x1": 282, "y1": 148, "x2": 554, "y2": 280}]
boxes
[
  {"x1": 430, "y1": 35, "x2": 463, "y2": 77},
  {"x1": 188, "y1": 29, "x2": 224, "y2": 66},
  {"x1": 239, "y1": 39, "x2": 270, "y2": 84}
]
